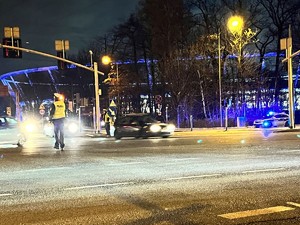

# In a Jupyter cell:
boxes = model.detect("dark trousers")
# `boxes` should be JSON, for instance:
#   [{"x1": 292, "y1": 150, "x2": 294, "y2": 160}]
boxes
[
  {"x1": 105, "y1": 122, "x2": 110, "y2": 136},
  {"x1": 53, "y1": 118, "x2": 65, "y2": 147}
]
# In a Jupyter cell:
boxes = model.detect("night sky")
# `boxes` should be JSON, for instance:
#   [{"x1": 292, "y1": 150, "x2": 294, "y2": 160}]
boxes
[{"x1": 0, "y1": 0, "x2": 140, "y2": 74}]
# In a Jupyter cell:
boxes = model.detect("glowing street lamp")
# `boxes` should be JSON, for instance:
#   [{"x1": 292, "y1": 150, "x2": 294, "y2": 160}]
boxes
[
  {"x1": 102, "y1": 55, "x2": 112, "y2": 65},
  {"x1": 227, "y1": 16, "x2": 244, "y2": 34}
]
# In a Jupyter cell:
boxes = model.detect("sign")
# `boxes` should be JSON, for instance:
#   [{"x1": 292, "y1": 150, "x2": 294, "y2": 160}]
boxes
[
  {"x1": 109, "y1": 100, "x2": 117, "y2": 107},
  {"x1": 6, "y1": 107, "x2": 11, "y2": 116},
  {"x1": 155, "y1": 95, "x2": 162, "y2": 104},
  {"x1": 108, "y1": 100, "x2": 117, "y2": 117},
  {"x1": 39, "y1": 104, "x2": 45, "y2": 110}
]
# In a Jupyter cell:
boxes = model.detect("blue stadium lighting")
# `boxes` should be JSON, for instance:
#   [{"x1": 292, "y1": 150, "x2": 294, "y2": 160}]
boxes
[{"x1": 0, "y1": 66, "x2": 58, "y2": 80}]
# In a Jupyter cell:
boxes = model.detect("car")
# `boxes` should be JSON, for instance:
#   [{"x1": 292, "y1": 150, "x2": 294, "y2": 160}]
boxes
[
  {"x1": 113, "y1": 113, "x2": 176, "y2": 139},
  {"x1": 253, "y1": 112, "x2": 289, "y2": 128},
  {"x1": 0, "y1": 116, "x2": 28, "y2": 147}
]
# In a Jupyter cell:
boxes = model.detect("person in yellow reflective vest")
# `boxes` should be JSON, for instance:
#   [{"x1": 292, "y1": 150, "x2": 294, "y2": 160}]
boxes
[
  {"x1": 50, "y1": 93, "x2": 66, "y2": 150},
  {"x1": 103, "y1": 109, "x2": 110, "y2": 137}
]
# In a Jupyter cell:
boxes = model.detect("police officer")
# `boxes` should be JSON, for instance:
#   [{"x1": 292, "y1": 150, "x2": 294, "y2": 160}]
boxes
[
  {"x1": 50, "y1": 93, "x2": 66, "y2": 150},
  {"x1": 103, "y1": 109, "x2": 111, "y2": 137}
]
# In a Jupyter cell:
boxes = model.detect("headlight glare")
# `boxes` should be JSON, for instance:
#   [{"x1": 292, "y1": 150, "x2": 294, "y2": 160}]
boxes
[
  {"x1": 150, "y1": 124, "x2": 161, "y2": 133},
  {"x1": 167, "y1": 124, "x2": 176, "y2": 132},
  {"x1": 68, "y1": 122, "x2": 79, "y2": 133}
]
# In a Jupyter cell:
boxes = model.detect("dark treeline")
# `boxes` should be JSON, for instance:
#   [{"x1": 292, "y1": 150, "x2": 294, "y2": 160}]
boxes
[{"x1": 70, "y1": 0, "x2": 300, "y2": 127}]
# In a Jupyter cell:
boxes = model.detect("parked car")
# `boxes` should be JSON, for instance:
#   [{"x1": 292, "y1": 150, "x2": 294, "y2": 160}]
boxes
[
  {"x1": 253, "y1": 112, "x2": 289, "y2": 128},
  {"x1": 114, "y1": 113, "x2": 176, "y2": 139},
  {"x1": 0, "y1": 116, "x2": 27, "y2": 146}
]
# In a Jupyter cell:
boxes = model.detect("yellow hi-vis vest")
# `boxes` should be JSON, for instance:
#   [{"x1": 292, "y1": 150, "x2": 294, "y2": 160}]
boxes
[{"x1": 52, "y1": 100, "x2": 66, "y2": 119}]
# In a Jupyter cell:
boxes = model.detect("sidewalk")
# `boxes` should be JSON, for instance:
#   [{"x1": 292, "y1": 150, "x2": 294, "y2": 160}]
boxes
[{"x1": 80, "y1": 125, "x2": 300, "y2": 138}]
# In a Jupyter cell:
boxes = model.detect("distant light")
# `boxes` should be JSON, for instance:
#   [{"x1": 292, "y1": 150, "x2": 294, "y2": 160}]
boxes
[
  {"x1": 102, "y1": 55, "x2": 111, "y2": 65},
  {"x1": 240, "y1": 140, "x2": 245, "y2": 144},
  {"x1": 197, "y1": 140, "x2": 203, "y2": 143}
]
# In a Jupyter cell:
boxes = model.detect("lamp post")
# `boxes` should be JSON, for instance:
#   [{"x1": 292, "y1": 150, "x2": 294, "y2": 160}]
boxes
[
  {"x1": 218, "y1": 32, "x2": 222, "y2": 127},
  {"x1": 94, "y1": 62, "x2": 101, "y2": 133},
  {"x1": 227, "y1": 15, "x2": 244, "y2": 64},
  {"x1": 227, "y1": 15, "x2": 245, "y2": 122}
]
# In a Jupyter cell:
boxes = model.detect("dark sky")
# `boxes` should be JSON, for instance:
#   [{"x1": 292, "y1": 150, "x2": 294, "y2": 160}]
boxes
[{"x1": 0, "y1": 0, "x2": 140, "y2": 74}]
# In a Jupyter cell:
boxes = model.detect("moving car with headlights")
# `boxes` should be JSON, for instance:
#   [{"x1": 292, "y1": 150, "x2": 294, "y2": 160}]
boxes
[
  {"x1": 0, "y1": 116, "x2": 27, "y2": 146},
  {"x1": 253, "y1": 112, "x2": 289, "y2": 128},
  {"x1": 113, "y1": 113, "x2": 175, "y2": 139}
]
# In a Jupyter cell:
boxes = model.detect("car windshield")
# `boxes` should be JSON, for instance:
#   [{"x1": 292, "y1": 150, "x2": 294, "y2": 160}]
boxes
[{"x1": 117, "y1": 114, "x2": 158, "y2": 125}]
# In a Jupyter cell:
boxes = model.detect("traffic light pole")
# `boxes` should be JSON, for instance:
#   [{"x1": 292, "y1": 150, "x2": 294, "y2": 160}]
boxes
[{"x1": 0, "y1": 44, "x2": 104, "y2": 76}]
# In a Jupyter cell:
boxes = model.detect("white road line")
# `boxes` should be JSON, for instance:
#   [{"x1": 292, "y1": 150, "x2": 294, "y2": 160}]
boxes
[
  {"x1": 18, "y1": 167, "x2": 72, "y2": 173},
  {"x1": 172, "y1": 158, "x2": 200, "y2": 161},
  {"x1": 218, "y1": 206, "x2": 295, "y2": 219},
  {"x1": 164, "y1": 174, "x2": 222, "y2": 181},
  {"x1": 107, "y1": 162, "x2": 144, "y2": 166},
  {"x1": 64, "y1": 182, "x2": 134, "y2": 190},
  {"x1": 0, "y1": 193, "x2": 12, "y2": 197},
  {"x1": 287, "y1": 202, "x2": 300, "y2": 208},
  {"x1": 280, "y1": 150, "x2": 300, "y2": 153},
  {"x1": 241, "y1": 168, "x2": 285, "y2": 174}
]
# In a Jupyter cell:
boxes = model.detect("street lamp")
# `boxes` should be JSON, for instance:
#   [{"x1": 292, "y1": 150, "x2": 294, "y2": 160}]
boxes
[
  {"x1": 227, "y1": 16, "x2": 244, "y2": 34},
  {"x1": 227, "y1": 15, "x2": 244, "y2": 65},
  {"x1": 102, "y1": 55, "x2": 112, "y2": 65},
  {"x1": 89, "y1": 50, "x2": 93, "y2": 67}
]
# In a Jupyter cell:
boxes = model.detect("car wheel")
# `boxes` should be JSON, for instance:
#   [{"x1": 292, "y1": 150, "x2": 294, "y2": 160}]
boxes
[
  {"x1": 114, "y1": 130, "x2": 121, "y2": 140},
  {"x1": 17, "y1": 134, "x2": 26, "y2": 147}
]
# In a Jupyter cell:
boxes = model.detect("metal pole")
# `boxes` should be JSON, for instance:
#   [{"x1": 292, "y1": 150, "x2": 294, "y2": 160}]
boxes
[
  {"x1": 94, "y1": 62, "x2": 101, "y2": 133},
  {"x1": 218, "y1": 32, "x2": 222, "y2": 127},
  {"x1": 225, "y1": 107, "x2": 228, "y2": 131},
  {"x1": 287, "y1": 26, "x2": 295, "y2": 129}
]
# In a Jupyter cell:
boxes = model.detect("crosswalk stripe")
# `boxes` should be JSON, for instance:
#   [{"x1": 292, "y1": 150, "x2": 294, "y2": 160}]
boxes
[
  {"x1": 218, "y1": 206, "x2": 294, "y2": 219},
  {"x1": 287, "y1": 202, "x2": 300, "y2": 208}
]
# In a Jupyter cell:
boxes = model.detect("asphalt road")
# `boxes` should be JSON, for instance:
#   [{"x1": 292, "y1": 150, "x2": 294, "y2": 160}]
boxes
[{"x1": 1, "y1": 128, "x2": 300, "y2": 224}]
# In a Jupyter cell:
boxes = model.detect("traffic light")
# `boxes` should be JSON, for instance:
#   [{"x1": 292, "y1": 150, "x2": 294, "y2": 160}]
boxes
[{"x1": 2, "y1": 38, "x2": 22, "y2": 58}]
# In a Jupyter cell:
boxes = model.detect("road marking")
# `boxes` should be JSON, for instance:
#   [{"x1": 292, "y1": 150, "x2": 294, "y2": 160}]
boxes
[
  {"x1": 107, "y1": 162, "x2": 144, "y2": 166},
  {"x1": 280, "y1": 150, "x2": 300, "y2": 153},
  {"x1": 172, "y1": 158, "x2": 200, "y2": 161},
  {"x1": 218, "y1": 206, "x2": 295, "y2": 219},
  {"x1": 241, "y1": 168, "x2": 285, "y2": 174},
  {"x1": 0, "y1": 193, "x2": 12, "y2": 197},
  {"x1": 19, "y1": 167, "x2": 72, "y2": 173},
  {"x1": 64, "y1": 182, "x2": 134, "y2": 190},
  {"x1": 164, "y1": 174, "x2": 222, "y2": 181},
  {"x1": 287, "y1": 202, "x2": 300, "y2": 208}
]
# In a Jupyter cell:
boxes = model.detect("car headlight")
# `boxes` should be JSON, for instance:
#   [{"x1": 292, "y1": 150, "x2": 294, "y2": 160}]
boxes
[
  {"x1": 166, "y1": 124, "x2": 176, "y2": 132},
  {"x1": 67, "y1": 122, "x2": 79, "y2": 134},
  {"x1": 20, "y1": 121, "x2": 37, "y2": 133},
  {"x1": 150, "y1": 124, "x2": 161, "y2": 133},
  {"x1": 25, "y1": 123, "x2": 36, "y2": 132}
]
